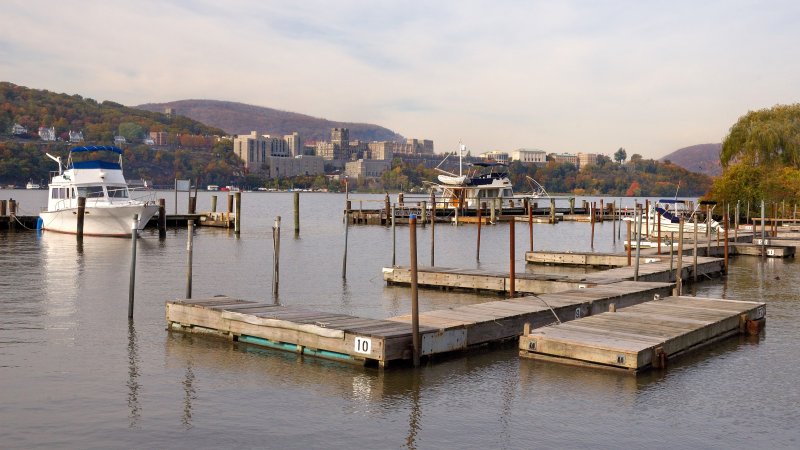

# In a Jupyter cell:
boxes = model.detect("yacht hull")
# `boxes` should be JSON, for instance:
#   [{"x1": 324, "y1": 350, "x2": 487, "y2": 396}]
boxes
[{"x1": 39, "y1": 204, "x2": 159, "y2": 237}]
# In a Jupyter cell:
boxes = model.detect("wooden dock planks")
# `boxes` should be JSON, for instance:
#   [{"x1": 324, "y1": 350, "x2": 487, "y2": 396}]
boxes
[
  {"x1": 166, "y1": 281, "x2": 673, "y2": 367},
  {"x1": 519, "y1": 296, "x2": 766, "y2": 372}
]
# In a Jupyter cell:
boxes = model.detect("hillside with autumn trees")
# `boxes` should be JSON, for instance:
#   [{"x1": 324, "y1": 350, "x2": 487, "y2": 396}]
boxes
[{"x1": 0, "y1": 82, "x2": 240, "y2": 187}]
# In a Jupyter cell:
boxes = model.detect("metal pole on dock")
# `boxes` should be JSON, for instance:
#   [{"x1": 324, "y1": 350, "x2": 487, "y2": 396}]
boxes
[
  {"x1": 343, "y1": 207, "x2": 349, "y2": 279},
  {"x1": 273, "y1": 216, "x2": 281, "y2": 297},
  {"x1": 693, "y1": 214, "x2": 698, "y2": 282},
  {"x1": 476, "y1": 202, "x2": 482, "y2": 261},
  {"x1": 158, "y1": 198, "x2": 167, "y2": 239},
  {"x1": 657, "y1": 209, "x2": 662, "y2": 254},
  {"x1": 528, "y1": 201, "x2": 534, "y2": 252},
  {"x1": 724, "y1": 204, "x2": 729, "y2": 273},
  {"x1": 590, "y1": 202, "x2": 595, "y2": 248},
  {"x1": 409, "y1": 215, "x2": 421, "y2": 368},
  {"x1": 294, "y1": 192, "x2": 300, "y2": 235},
  {"x1": 611, "y1": 202, "x2": 616, "y2": 243},
  {"x1": 186, "y1": 219, "x2": 193, "y2": 299},
  {"x1": 761, "y1": 199, "x2": 766, "y2": 257},
  {"x1": 676, "y1": 219, "x2": 684, "y2": 296},
  {"x1": 211, "y1": 195, "x2": 217, "y2": 213},
  {"x1": 392, "y1": 206, "x2": 396, "y2": 266},
  {"x1": 669, "y1": 231, "x2": 675, "y2": 281},
  {"x1": 234, "y1": 191, "x2": 242, "y2": 235},
  {"x1": 128, "y1": 214, "x2": 139, "y2": 319},
  {"x1": 430, "y1": 192, "x2": 435, "y2": 267},
  {"x1": 634, "y1": 207, "x2": 643, "y2": 281},
  {"x1": 76, "y1": 196, "x2": 86, "y2": 239},
  {"x1": 626, "y1": 218, "x2": 632, "y2": 266},
  {"x1": 509, "y1": 218, "x2": 516, "y2": 297}
]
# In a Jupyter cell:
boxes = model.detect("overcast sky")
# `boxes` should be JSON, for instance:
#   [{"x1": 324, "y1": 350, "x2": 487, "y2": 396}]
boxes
[{"x1": 3, "y1": 0, "x2": 799, "y2": 158}]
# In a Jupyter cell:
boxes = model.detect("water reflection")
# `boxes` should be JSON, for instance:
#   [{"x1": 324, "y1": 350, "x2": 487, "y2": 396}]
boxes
[
  {"x1": 182, "y1": 363, "x2": 196, "y2": 429},
  {"x1": 405, "y1": 371, "x2": 421, "y2": 450},
  {"x1": 127, "y1": 320, "x2": 141, "y2": 428}
]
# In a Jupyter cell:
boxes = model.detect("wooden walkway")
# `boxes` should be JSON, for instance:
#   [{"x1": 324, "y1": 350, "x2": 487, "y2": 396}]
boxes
[
  {"x1": 166, "y1": 281, "x2": 672, "y2": 367},
  {"x1": 519, "y1": 296, "x2": 766, "y2": 372},
  {"x1": 383, "y1": 256, "x2": 724, "y2": 294}
]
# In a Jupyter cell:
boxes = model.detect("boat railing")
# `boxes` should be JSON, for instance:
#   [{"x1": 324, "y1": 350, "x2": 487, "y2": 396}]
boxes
[{"x1": 130, "y1": 188, "x2": 157, "y2": 204}]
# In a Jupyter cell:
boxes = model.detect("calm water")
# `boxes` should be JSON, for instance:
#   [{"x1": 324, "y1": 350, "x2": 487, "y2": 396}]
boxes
[{"x1": 1, "y1": 190, "x2": 798, "y2": 449}]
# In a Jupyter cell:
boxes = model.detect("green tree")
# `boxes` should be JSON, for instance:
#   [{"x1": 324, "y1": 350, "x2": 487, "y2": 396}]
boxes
[{"x1": 614, "y1": 147, "x2": 627, "y2": 164}]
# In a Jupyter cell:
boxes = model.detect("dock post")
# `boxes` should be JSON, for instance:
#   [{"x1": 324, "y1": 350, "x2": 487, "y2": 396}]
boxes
[
  {"x1": 528, "y1": 201, "x2": 533, "y2": 252},
  {"x1": 454, "y1": 200, "x2": 459, "y2": 226},
  {"x1": 399, "y1": 193, "x2": 404, "y2": 206},
  {"x1": 158, "y1": 198, "x2": 166, "y2": 239},
  {"x1": 188, "y1": 196, "x2": 196, "y2": 215},
  {"x1": 476, "y1": 202, "x2": 482, "y2": 261},
  {"x1": 590, "y1": 202, "x2": 595, "y2": 248},
  {"x1": 746, "y1": 201, "x2": 750, "y2": 226},
  {"x1": 645, "y1": 199, "x2": 649, "y2": 236},
  {"x1": 343, "y1": 207, "x2": 349, "y2": 279},
  {"x1": 490, "y1": 198, "x2": 496, "y2": 224},
  {"x1": 186, "y1": 220, "x2": 193, "y2": 299},
  {"x1": 227, "y1": 193, "x2": 233, "y2": 222},
  {"x1": 384, "y1": 194, "x2": 390, "y2": 226},
  {"x1": 420, "y1": 201, "x2": 427, "y2": 225},
  {"x1": 234, "y1": 192, "x2": 241, "y2": 235},
  {"x1": 761, "y1": 199, "x2": 766, "y2": 257},
  {"x1": 497, "y1": 198, "x2": 503, "y2": 218},
  {"x1": 626, "y1": 219, "x2": 632, "y2": 266},
  {"x1": 409, "y1": 215, "x2": 421, "y2": 367},
  {"x1": 391, "y1": 206, "x2": 396, "y2": 266},
  {"x1": 693, "y1": 214, "x2": 698, "y2": 282},
  {"x1": 669, "y1": 232, "x2": 675, "y2": 281},
  {"x1": 430, "y1": 193, "x2": 435, "y2": 266},
  {"x1": 294, "y1": 192, "x2": 300, "y2": 235},
  {"x1": 569, "y1": 197, "x2": 575, "y2": 215},
  {"x1": 599, "y1": 199, "x2": 604, "y2": 222},
  {"x1": 8, "y1": 199, "x2": 16, "y2": 231},
  {"x1": 76, "y1": 196, "x2": 86, "y2": 239},
  {"x1": 549, "y1": 198, "x2": 555, "y2": 224},
  {"x1": 509, "y1": 218, "x2": 516, "y2": 297},
  {"x1": 724, "y1": 204, "x2": 729, "y2": 273},
  {"x1": 211, "y1": 195, "x2": 217, "y2": 213},
  {"x1": 675, "y1": 219, "x2": 684, "y2": 295},
  {"x1": 128, "y1": 214, "x2": 139, "y2": 319},
  {"x1": 634, "y1": 207, "x2": 643, "y2": 281},
  {"x1": 0, "y1": 199, "x2": 5, "y2": 217},
  {"x1": 612, "y1": 202, "x2": 616, "y2": 243},
  {"x1": 273, "y1": 216, "x2": 281, "y2": 297}
]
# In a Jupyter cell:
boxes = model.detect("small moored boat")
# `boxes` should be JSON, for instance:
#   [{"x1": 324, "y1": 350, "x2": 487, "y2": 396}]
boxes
[{"x1": 39, "y1": 146, "x2": 158, "y2": 237}]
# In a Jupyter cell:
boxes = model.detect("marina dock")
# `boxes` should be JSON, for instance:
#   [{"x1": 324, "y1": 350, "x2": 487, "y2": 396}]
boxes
[
  {"x1": 166, "y1": 281, "x2": 672, "y2": 367},
  {"x1": 519, "y1": 296, "x2": 766, "y2": 372}
]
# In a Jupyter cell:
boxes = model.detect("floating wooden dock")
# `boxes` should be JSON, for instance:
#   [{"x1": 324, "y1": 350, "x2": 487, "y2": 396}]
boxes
[
  {"x1": 519, "y1": 296, "x2": 766, "y2": 372},
  {"x1": 383, "y1": 256, "x2": 724, "y2": 294},
  {"x1": 166, "y1": 281, "x2": 672, "y2": 367}
]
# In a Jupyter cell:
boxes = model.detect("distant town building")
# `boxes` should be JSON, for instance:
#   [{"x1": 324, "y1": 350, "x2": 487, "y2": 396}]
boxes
[
  {"x1": 164, "y1": 107, "x2": 176, "y2": 118},
  {"x1": 549, "y1": 153, "x2": 578, "y2": 166},
  {"x1": 143, "y1": 137, "x2": 155, "y2": 145},
  {"x1": 480, "y1": 151, "x2": 509, "y2": 164},
  {"x1": 269, "y1": 155, "x2": 324, "y2": 179},
  {"x1": 114, "y1": 136, "x2": 127, "y2": 145},
  {"x1": 510, "y1": 148, "x2": 547, "y2": 165},
  {"x1": 38, "y1": 126, "x2": 56, "y2": 141},
  {"x1": 393, "y1": 138, "x2": 434, "y2": 156},
  {"x1": 367, "y1": 141, "x2": 394, "y2": 160},
  {"x1": 577, "y1": 152, "x2": 598, "y2": 170},
  {"x1": 235, "y1": 131, "x2": 306, "y2": 172},
  {"x1": 69, "y1": 130, "x2": 84, "y2": 143},
  {"x1": 284, "y1": 132, "x2": 301, "y2": 157},
  {"x1": 345, "y1": 159, "x2": 391, "y2": 180},
  {"x1": 150, "y1": 131, "x2": 168, "y2": 146},
  {"x1": 11, "y1": 123, "x2": 27, "y2": 135}
]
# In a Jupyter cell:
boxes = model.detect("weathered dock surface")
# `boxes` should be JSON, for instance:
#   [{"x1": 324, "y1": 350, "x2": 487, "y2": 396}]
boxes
[
  {"x1": 383, "y1": 256, "x2": 724, "y2": 294},
  {"x1": 519, "y1": 296, "x2": 766, "y2": 372},
  {"x1": 166, "y1": 281, "x2": 672, "y2": 367},
  {"x1": 526, "y1": 251, "x2": 658, "y2": 268},
  {"x1": 733, "y1": 242, "x2": 795, "y2": 258}
]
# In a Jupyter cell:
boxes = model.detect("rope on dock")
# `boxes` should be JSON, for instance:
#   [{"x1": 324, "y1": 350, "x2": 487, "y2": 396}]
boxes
[{"x1": 529, "y1": 294, "x2": 562, "y2": 324}]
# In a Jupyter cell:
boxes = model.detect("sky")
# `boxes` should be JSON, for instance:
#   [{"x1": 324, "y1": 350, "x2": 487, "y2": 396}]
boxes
[{"x1": 2, "y1": 0, "x2": 800, "y2": 159}]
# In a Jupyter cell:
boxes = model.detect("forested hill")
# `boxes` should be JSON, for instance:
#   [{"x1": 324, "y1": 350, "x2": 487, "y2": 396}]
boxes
[
  {"x1": 0, "y1": 82, "x2": 237, "y2": 187},
  {"x1": 660, "y1": 143, "x2": 722, "y2": 177},
  {"x1": 135, "y1": 99, "x2": 405, "y2": 142}
]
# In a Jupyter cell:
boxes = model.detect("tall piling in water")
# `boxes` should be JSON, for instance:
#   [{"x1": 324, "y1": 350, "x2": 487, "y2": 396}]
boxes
[
  {"x1": 675, "y1": 218, "x2": 684, "y2": 296},
  {"x1": 186, "y1": 220, "x2": 193, "y2": 299},
  {"x1": 234, "y1": 192, "x2": 242, "y2": 235},
  {"x1": 409, "y1": 215, "x2": 420, "y2": 368},
  {"x1": 293, "y1": 192, "x2": 300, "y2": 235},
  {"x1": 430, "y1": 192, "x2": 436, "y2": 266},
  {"x1": 76, "y1": 196, "x2": 86, "y2": 239},
  {"x1": 273, "y1": 216, "x2": 281, "y2": 297},
  {"x1": 509, "y1": 218, "x2": 516, "y2": 297},
  {"x1": 476, "y1": 202, "x2": 482, "y2": 261},
  {"x1": 158, "y1": 198, "x2": 166, "y2": 239},
  {"x1": 128, "y1": 214, "x2": 139, "y2": 319}
]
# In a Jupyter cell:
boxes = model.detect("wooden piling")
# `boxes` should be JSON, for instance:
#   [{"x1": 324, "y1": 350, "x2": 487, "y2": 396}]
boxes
[
  {"x1": 273, "y1": 216, "x2": 281, "y2": 297},
  {"x1": 657, "y1": 209, "x2": 662, "y2": 255},
  {"x1": 476, "y1": 202, "x2": 482, "y2": 261},
  {"x1": 490, "y1": 198, "x2": 496, "y2": 223},
  {"x1": 128, "y1": 214, "x2": 139, "y2": 319},
  {"x1": 724, "y1": 204, "x2": 729, "y2": 272},
  {"x1": 391, "y1": 206, "x2": 396, "y2": 266},
  {"x1": 409, "y1": 215, "x2": 420, "y2": 367},
  {"x1": 634, "y1": 208, "x2": 643, "y2": 281},
  {"x1": 430, "y1": 192, "x2": 435, "y2": 267},
  {"x1": 343, "y1": 207, "x2": 349, "y2": 279},
  {"x1": 590, "y1": 202, "x2": 595, "y2": 248},
  {"x1": 76, "y1": 196, "x2": 86, "y2": 238},
  {"x1": 626, "y1": 219, "x2": 632, "y2": 266},
  {"x1": 294, "y1": 192, "x2": 300, "y2": 234},
  {"x1": 509, "y1": 219, "x2": 516, "y2": 297},
  {"x1": 158, "y1": 198, "x2": 166, "y2": 239},
  {"x1": 611, "y1": 202, "x2": 616, "y2": 243},
  {"x1": 761, "y1": 200, "x2": 766, "y2": 257},
  {"x1": 234, "y1": 192, "x2": 241, "y2": 235},
  {"x1": 227, "y1": 193, "x2": 233, "y2": 219},
  {"x1": 188, "y1": 196, "x2": 196, "y2": 215},
  {"x1": 528, "y1": 201, "x2": 533, "y2": 252},
  {"x1": 186, "y1": 220, "x2": 193, "y2": 299},
  {"x1": 211, "y1": 195, "x2": 217, "y2": 213},
  {"x1": 0, "y1": 199, "x2": 6, "y2": 217},
  {"x1": 675, "y1": 218, "x2": 684, "y2": 296},
  {"x1": 693, "y1": 214, "x2": 698, "y2": 282},
  {"x1": 645, "y1": 199, "x2": 649, "y2": 236},
  {"x1": 549, "y1": 198, "x2": 555, "y2": 224},
  {"x1": 421, "y1": 201, "x2": 427, "y2": 225},
  {"x1": 8, "y1": 199, "x2": 16, "y2": 230}
]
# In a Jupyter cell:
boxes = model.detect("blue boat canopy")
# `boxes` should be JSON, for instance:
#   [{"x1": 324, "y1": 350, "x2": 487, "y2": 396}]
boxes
[
  {"x1": 472, "y1": 161, "x2": 508, "y2": 168},
  {"x1": 657, "y1": 199, "x2": 688, "y2": 204},
  {"x1": 69, "y1": 145, "x2": 123, "y2": 155},
  {"x1": 72, "y1": 160, "x2": 122, "y2": 170}
]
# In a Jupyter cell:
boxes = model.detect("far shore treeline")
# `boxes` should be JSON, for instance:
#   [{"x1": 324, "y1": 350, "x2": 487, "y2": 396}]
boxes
[{"x1": 2, "y1": 81, "x2": 799, "y2": 203}]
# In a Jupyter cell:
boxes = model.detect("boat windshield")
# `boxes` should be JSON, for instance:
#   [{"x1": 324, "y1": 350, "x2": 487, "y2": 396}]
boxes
[
  {"x1": 107, "y1": 185, "x2": 129, "y2": 198},
  {"x1": 78, "y1": 186, "x2": 106, "y2": 198}
]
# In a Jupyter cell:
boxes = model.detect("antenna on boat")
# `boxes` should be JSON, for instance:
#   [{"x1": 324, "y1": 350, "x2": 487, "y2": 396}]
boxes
[
  {"x1": 46, "y1": 153, "x2": 63, "y2": 175},
  {"x1": 674, "y1": 180, "x2": 681, "y2": 200},
  {"x1": 458, "y1": 142, "x2": 466, "y2": 177}
]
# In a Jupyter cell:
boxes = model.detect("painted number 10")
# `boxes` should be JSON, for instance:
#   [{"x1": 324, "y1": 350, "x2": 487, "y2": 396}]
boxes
[{"x1": 354, "y1": 337, "x2": 371, "y2": 354}]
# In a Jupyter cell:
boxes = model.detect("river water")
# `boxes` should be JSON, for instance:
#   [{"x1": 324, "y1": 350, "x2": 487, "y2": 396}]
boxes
[{"x1": 1, "y1": 190, "x2": 798, "y2": 449}]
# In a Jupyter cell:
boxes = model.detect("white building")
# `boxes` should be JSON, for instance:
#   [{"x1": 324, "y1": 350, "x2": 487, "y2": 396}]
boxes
[
  {"x1": 69, "y1": 130, "x2": 84, "y2": 143},
  {"x1": 38, "y1": 126, "x2": 56, "y2": 141},
  {"x1": 480, "y1": 151, "x2": 509, "y2": 164},
  {"x1": 269, "y1": 155, "x2": 324, "y2": 179},
  {"x1": 345, "y1": 159, "x2": 391, "y2": 179},
  {"x1": 11, "y1": 123, "x2": 27, "y2": 135},
  {"x1": 510, "y1": 148, "x2": 547, "y2": 165}
]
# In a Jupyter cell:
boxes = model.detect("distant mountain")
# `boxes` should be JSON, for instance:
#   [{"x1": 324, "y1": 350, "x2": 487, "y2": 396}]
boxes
[
  {"x1": 135, "y1": 99, "x2": 405, "y2": 143},
  {"x1": 659, "y1": 143, "x2": 722, "y2": 177}
]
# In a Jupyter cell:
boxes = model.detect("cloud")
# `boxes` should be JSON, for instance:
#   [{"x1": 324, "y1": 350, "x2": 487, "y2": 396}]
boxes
[{"x1": 2, "y1": 0, "x2": 800, "y2": 158}]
